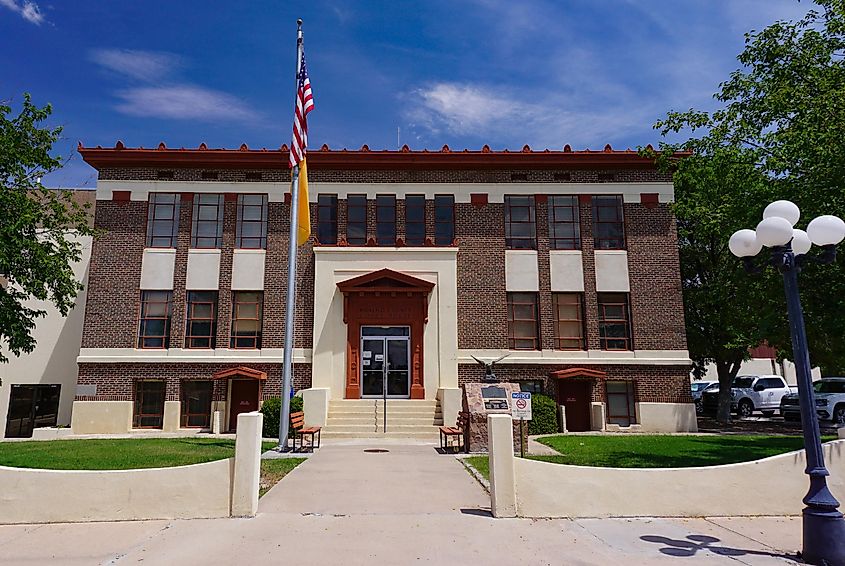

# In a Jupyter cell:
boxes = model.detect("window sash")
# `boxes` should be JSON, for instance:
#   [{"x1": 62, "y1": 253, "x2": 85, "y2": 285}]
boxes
[
  {"x1": 138, "y1": 291, "x2": 172, "y2": 349},
  {"x1": 434, "y1": 194, "x2": 455, "y2": 245},
  {"x1": 606, "y1": 380, "x2": 636, "y2": 426},
  {"x1": 553, "y1": 293, "x2": 585, "y2": 350},
  {"x1": 236, "y1": 194, "x2": 268, "y2": 249},
  {"x1": 191, "y1": 194, "x2": 224, "y2": 248},
  {"x1": 405, "y1": 195, "x2": 426, "y2": 246},
  {"x1": 133, "y1": 381, "x2": 165, "y2": 428},
  {"x1": 180, "y1": 381, "x2": 213, "y2": 428},
  {"x1": 146, "y1": 193, "x2": 180, "y2": 248},
  {"x1": 592, "y1": 195, "x2": 625, "y2": 250},
  {"x1": 549, "y1": 195, "x2": 581, "y2": 250},
  {"x1": 376, "y1": 195, "x2": 396, "y2": 245},
  {"x1": 505, "y1": 196, "x2": 536, "y2": 249},
  {"x1": 317, "y1": 194, "x2": 338, "y2": 245},
  {"x1": 347, "y1": 195, "x2": 367, "y2": 245},
  {"x1": 507, "y1": 292, "x2": 539, "y2": 350},
  {"x1": 598, "y1": 293, "x2": 632, "y2": 350},
  {"x1": 231, "y1": 292, "x2": 263, "y2": 349},
  {"x1": 185, "y1": 291, "x2": 217, "y2": 349}
]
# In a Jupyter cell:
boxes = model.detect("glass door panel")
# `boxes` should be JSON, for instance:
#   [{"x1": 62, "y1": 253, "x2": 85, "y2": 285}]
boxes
[
  {"x1": 361, "y1": 338, "x2": 385, "y2": 397},
  {"x1": 386, "y1": 338, "x2": 410, "y2": 397}
]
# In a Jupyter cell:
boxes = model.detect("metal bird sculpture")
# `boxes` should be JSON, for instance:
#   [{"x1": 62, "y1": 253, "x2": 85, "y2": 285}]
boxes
[{"x1": 470, "y1": 353, "x2": 509, "y2": 381}]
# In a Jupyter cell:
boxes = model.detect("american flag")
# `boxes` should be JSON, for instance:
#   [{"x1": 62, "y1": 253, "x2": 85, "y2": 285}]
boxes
[{"x1": 289, "y1": 52, "x2": 314, "y2": 168}]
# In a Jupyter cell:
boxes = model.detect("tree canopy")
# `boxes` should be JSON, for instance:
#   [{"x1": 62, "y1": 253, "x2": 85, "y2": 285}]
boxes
[{"x1": 0, "y1": 94, "x2": 94, "y2": 364}]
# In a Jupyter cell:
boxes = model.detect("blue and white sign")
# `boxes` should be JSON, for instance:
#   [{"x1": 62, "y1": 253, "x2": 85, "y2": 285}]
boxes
[{"x1": 511, "y1": 392, "x2": 532, "y2": 420}]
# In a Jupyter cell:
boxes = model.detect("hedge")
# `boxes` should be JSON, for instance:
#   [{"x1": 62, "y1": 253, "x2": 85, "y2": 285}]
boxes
[
  {"x1": 260, "y1": 396, "x2": 303, "y2": 438},
  {"x1": 528, "y1": 393, "x2": 559, "y2": 435}
]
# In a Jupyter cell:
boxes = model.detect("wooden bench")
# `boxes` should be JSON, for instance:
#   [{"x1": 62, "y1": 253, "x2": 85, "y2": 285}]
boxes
[
  {"x1": 439, "y1": 412, "x2": 468, "y2": 453},
  {"x1": 291, "y1": 411, "x2": 321, "y2": 452}
]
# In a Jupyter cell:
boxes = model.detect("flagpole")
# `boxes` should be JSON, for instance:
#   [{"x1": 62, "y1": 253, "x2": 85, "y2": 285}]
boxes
[{"x1": 278, "y1": 18, "x2": 304, "y2": 451}]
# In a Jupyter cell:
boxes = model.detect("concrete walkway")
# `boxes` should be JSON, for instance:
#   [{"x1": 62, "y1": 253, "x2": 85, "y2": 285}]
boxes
[{"x1": 0, "y1": 442, "x2": 806, "y2": 565}]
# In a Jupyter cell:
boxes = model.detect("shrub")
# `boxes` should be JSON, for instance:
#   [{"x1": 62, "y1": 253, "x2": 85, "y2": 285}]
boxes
[
  {"x1": 260, "y1": 396, "x2": 304, "y2": 438},
  {"x1": 528, "y1": 393, "x2": 559, "y2": 435}
]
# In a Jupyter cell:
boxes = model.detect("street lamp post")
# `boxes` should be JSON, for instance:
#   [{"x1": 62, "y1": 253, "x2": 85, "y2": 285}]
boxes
[{"x1": 729, "y1": 200, "x2": 845, "y2": 565}]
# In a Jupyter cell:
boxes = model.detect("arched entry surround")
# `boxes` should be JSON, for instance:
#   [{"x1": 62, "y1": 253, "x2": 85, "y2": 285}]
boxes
[{"x1": 337, "y1": 269, "x2": 434, "y2": 399}]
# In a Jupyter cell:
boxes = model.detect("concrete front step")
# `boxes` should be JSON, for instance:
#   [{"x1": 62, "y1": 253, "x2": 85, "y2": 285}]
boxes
[
  {"x1": 327, "y1": 411, "x2": 442, "y2": 418},
  {"x1": 320, "y1": 431, "x2": 441, "y2": 439},
  {"x1": 328, "y1": 401, "x2": 438, "y2": 408},
  {"x1": 323, "y1": 424, "x2": 441, "y2": 433},
  {"x1": 327, "y1": 418, "x2": 443, "y2": 426}
]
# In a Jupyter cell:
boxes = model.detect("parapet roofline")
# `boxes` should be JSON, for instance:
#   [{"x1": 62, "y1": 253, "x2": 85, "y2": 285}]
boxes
[{"x1": 78, "y1": 141, "x2": 685, "y2": 171}]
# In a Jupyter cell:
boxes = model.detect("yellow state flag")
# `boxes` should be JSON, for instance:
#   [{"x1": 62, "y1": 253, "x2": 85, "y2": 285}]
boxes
[{"x1": 296, "y1": 158, "x2": 311, "y2": 245}]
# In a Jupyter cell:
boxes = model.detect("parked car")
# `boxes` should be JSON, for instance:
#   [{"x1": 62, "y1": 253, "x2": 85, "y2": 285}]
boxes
[
  {"x1": 701, "y1": 375, "x2": 792, "y2": 418},
  {"x1": 690, "y1": 381, "x2": 719, "y2": 414},
  {"x1": 780, "y1": 377, "x2": 845, "y2": 425}
]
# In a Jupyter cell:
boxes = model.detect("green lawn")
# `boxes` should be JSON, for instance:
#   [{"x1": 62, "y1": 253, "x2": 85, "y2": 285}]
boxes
[
  {"x1": 463, "y1": 434, "x2": 835, "y2": 480},
  {"x1": 0, "y1": 438, "x2": 278, "y2": 470},
  {"x1": 259, "y1": 458, "x2": 304, "y2": 497}
]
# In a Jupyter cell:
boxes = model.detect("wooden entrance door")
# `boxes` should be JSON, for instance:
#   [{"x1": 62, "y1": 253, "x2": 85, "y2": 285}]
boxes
[
  {"x1": 557, "y1": 380, "x2": 592, "y2": 432},
  {"x1": 229, "y1": 380, "x2": 259, "y2": 431}
]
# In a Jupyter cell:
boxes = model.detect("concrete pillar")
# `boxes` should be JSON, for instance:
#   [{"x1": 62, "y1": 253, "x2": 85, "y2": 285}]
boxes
[
  {"x1": 559, "y1": 405, "x2": 568, "y2": 433},
  {"x1": 302, "y1": 388, "x2": 329, "y2": 428},
  {"x1": 212, "y1": 411, "x2": 222, "y2": 435},
  {"x1": 438, "y1": 388, "x2": 462, "y2": 427},
  {"x1": 488, "y1": 413, "x2": 517, "y2": 518},
  {"x1": 590, "y1": 402, "x2": 606, "y2": 432},
  {"x1": 162, "y1": 401, "x2": 181, "y2": 432},
  {"x1": 231, "y1": 411, "x2": 263, "y2": 517}
]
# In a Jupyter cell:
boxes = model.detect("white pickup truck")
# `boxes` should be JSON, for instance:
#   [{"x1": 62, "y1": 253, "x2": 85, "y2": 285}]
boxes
[{"x1": 701, "y1": 375, "x2": 792, "y2": 417}]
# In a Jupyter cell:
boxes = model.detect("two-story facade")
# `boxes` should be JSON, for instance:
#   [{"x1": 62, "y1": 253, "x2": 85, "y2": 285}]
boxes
[{"x1": 72, "y1": 142, "x2": 695, "y2": 435}]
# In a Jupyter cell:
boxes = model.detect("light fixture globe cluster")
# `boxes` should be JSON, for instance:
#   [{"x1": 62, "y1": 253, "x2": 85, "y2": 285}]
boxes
[{"x1": 729, "y1": 200, "x2": 845, "y2": 258}]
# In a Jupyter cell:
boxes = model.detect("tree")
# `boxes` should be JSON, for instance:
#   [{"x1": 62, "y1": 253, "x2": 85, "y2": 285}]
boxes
[
  {"x1": 649, "y1": 1, "x2": 845, "y2": 421},
  {"x1": 0, "y1": 94, "x2": 94, "y2": 363}
]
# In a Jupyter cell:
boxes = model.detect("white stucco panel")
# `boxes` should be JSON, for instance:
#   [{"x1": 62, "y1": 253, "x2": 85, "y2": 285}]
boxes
[
  {"x1": 549, "y1": 250, "x2": 584, "y2": 292},
  {"x1": 140, "y1": 248, "x2": 176, "y2": 290},
  {"x1": 594, "y1": 250, "x2": 630, "y2": 292},
  {"x1": 505, "y1": 250, "x2": 539, "y2": 292},
  {"x1": 186, "y1": 249, "x2": 221, "y2": 290},
  {"x1": 232, "y1": 250, "x2": 266, "y2": 290}
]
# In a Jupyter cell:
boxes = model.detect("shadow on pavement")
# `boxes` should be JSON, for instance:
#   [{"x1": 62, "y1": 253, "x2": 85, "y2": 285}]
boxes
[
  {"x1": 640, "y1": 534, "x2": 799, "y2": 561},
  {"x1": 460, "y1": 508, "x2": 493, "y2": 518}
]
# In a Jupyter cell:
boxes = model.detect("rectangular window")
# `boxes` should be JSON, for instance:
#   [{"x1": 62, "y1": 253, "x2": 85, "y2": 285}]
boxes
[
  {"x1": 317, "y1": 194, "x2": 338, "y2": 245},
  {"x1": 146, "y1": 193, "x2": 180, "y2": 248},
  {"x1": 548, "y1": 195, "x2": 581, "y2": 249},
  {"x1": 181, "y1": 380, "x2": 213, "y2": 428},
  {"x1": 347, "y1": 195, "x2": 367, "y2": 245},
  {"x1": 236, "y1": 194, "x2": 268, "y2": 249},
  {"x1": 405, "y1": 195, "x2": 426, "y2": 246},
  {"x1": 231, "y1": 291, "x2": 263, "y2": 349},
  {"x1": 434, "y1": 194, "x2": 455, "y2": 245},
  {"x1": 191, "y1": 193, "x2": 224, "y2": 248},
  {"x1": 507, "y1": 292, "x2": 540, "y2": 350},
  {"x1": 553, "y1": 293, "x2": 585, "y2": 350},
  {"x1": 185, "y1": 291, "x2": 218, "y2": 349},
  {"x1": 376, "y1": 194, "x2": 396, "y2": 245},
  {"x1": 592, "y1": 195, "x2": 625, "y2": 250},
  {"x1": 138, "y1": 290, "x2": 172, "y2": 349},
  {"x1": 133, "y1": 381, "x2": 165, "y2": 428},
  {"x1": 505, "y1": 195, "x2": 536, "y2": 249},
  {"x1": 519, "y1": 380, "x2": 544, "y2": 395},
  {"x1": 597, "y1": 293, "x2": 632, "y2": 350},
  {"x1": 606, "y1": 380, "x2": 636, "y2": 426}
]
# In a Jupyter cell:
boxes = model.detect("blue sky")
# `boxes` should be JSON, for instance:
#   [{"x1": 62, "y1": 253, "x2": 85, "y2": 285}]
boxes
[{"x1": 1, "y1": 0, "x2": 811, "y2": 188}]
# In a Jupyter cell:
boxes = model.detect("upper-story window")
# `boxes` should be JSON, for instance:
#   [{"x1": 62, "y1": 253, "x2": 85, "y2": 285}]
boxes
[
  {"x1": 597, "y1": 292, "x2": 632, "y2": 350},
  {"x1": 507, "y1": 292, "x2": 540, "y2": 350},
  {"x1": 434, "y1": 194, "x2": 455, "y2": 245},
  {"x1": 146, "y1": 193, "x2": 180, "y2": 248},
  {"x1": 231, "y1": 291, "x2": 263, "y2": 349},
  {"x1": 504, "y1": 195, "x2": 536, "y2": 249},
  {"x1": 191, "y1": 194, "x2": 224, "y2": 249},
  {"x1": 405, "y1": 195, "x2": 426, "y2": 246},
  {"x1": 549, "y1": 195, "x2": 580, "y2": 250},
  {"x1": 236, "y1": 194, "x2": 268, "y2": 249},
  {"x1": 185, "y1": 291, "x2": 218, "y2": 349},
  {"x1": 317, "y1": 194, "x2": 338, "y2": 245},
  {"x1": 138, "y1": 290, "x2": 172, "y2": 349},
  {"x1": 376, "y1": 195, "x2": 396, "y2": 246},
  {"x1": 553, "y1": 293, "x2": 585, "y2": 350},
  {"x1": 592, "y1": 195, "x2": 625, "y2": 250},
  {"x1": 347, "y1": 195, "x2": 367, "y2": 245}
]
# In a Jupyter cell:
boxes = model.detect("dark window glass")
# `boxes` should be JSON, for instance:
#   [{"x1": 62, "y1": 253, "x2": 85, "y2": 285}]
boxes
[
  {"x1": 191, "y1": 193, "x2": 224, "y2": 248},
  {"x1": 505, "y1": 196, "x2": 536, "y2": 249},
  {"x1": 592, "y1": 195, "x2": 625, "y2": 250},
  {"x1": 317, "y1": 194, "x2": 338, "y2": 245},
  {"x1": 236, "y1": 194, "x2": 268, "y2": 249},
  {"x1": 376, "y1": 195, "x2": 396, "y2": 246},
  {"x1": 507, "y1": 292, "x2": 540, "y2": 350},
  {"x1": 434, "y1": 194, "x2": 455, "y2": 245},
  {"x1": 138, "y1": 291, "x2": 172, "y2": 349},
  {"x1": 405, "y1": 195, "x2": 426, "y2": 246},
  {"x1": 181, "y1": 381, "x2": 213, "y2": 428},
  {"x1": 231, "y1": 291, "x2": 263, "y2": 349},
  {"x1": 133, "y1": 381, "x2": 165, "y2": 428},
  {"x1": 146, "y1": 193, "x2": 180, "y2": 248},
  {"x1": 553, "y1": 293, "x2": 585, "y2": 350},
  {"x1": 606, "y1": 381, "x2": 637, "y2": 426},
  {"x1": 519, "y1": 380, "x2": 544, "y2": 394},
  {"x1": 347, "y1": 195, "x2": 367, "y2": 245},
  {"x1": 185, "y1": 291, "x2": 218, "y2": 349},
  {"x1": 597, "y1": 293, "x2": 632, "y2": 350},
  {"x1": 548, "y1": 195, "x2": 581, "y2": 250}
]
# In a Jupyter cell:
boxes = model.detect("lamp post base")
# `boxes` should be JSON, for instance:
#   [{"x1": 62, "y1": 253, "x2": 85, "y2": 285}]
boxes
[{"x1": 803, "y1": 508, "x2": 845, "y2": 565}]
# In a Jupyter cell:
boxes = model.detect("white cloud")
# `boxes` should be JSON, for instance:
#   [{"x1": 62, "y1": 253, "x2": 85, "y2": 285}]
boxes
[
  {"x1": 0, "y1": 0, "x2": 44, "y2": 25},
  {"x1": 114, "y1": 85, "x2": 256, "y2": 121},
  {"x1": 89, "y1": 49, "x2": 180, "y2": 81}
]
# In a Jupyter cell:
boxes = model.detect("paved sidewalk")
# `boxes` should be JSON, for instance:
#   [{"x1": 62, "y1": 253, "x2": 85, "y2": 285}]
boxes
[{"x1": 0, "y1": 443, "x2": 805, "y2": 565}]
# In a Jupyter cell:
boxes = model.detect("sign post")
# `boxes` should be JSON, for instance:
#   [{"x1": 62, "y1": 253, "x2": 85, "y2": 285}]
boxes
[{"x1": 511, "y1": 392, "x2": 532, "y2": 458}]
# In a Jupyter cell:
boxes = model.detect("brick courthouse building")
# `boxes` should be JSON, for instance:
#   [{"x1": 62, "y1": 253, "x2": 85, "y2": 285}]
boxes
[{"x1": 71, "y1": 142, "x2": 696, "y2": 436}]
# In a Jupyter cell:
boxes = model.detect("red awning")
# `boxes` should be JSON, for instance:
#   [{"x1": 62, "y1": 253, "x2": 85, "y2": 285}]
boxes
[
  {"x1": 549, "y1": 368, "x2": 607, "y2": 380},
  {"x1": 211, "y1": 366, "x2": 267, "y2": 380}
]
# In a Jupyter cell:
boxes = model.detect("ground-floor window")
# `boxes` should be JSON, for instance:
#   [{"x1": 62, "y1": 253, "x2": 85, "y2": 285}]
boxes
[
  {"x1": 606, "y1": 380, "x2": 636, "y2": 426},
  {"x1": 134, "y1": 380, "x2": 165, "y2": 428},
  {"x1": 519, "y1": 380, "x2": 545, "y2": 395},
  {"x1": 4, "y1": 384, "x2": 61, "y2": 438},
  {"x1": 181, "y1": 380, "x2": 213, "y2": 428}
]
